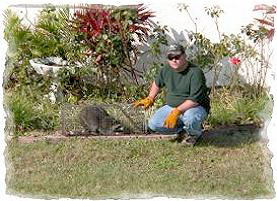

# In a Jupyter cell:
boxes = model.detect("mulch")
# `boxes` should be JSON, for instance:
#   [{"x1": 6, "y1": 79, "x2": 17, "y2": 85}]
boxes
[{"x1": 9, "y1": 123, "x2": 262, "y2": 144}]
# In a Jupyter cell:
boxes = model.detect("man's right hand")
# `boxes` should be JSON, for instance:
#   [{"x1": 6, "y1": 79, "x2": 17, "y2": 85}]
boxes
[{"x1": 132, "y1": 97, "x2": 154, "y2": 109}]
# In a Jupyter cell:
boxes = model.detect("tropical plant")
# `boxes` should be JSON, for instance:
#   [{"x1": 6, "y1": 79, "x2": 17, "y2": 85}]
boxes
[
  {"x1": 3, "y1": 9, "x2": 33, "y2": 60},
  {"x1": 62, "y1": 4, "x2": 154, "y2": 96}
]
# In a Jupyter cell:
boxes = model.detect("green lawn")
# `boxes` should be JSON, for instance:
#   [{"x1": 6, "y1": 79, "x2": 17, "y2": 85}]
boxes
[{"x1": 5, "y1": 129, "x2": 274, "y2": 200}]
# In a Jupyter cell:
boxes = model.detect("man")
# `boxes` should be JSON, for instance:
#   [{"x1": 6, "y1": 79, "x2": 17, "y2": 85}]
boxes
[{"x1": 133, "y1": 44, "x2": 210, "y2": 145}]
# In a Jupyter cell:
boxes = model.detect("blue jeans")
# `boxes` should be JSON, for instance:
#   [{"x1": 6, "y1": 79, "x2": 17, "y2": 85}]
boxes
[{"x1": 148, "y1": 105, "x2": 208, "y2": 137}]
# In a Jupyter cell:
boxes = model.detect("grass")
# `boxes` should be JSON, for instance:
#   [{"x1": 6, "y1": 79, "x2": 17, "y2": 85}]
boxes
[
  {"x1": 206, "y1": 88, "x2": 273, "y2": 128},
  {"x1": 5, "y1": 130, "x2": 274, "y2": 200},
  {"x1": 4, "y1": 88, "x2": 60, "y2": 136}
]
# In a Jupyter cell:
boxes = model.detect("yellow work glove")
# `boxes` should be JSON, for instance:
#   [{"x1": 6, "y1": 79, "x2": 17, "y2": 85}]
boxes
[
  {"x1": 133, "y1": 96, "x2": 154, "y2": 109},
  {"x1": 164, "y1": 108, "x2": 182, "y2": 128}
]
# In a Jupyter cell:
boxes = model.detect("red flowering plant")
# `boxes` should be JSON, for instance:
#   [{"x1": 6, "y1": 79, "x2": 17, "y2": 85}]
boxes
[
  {"x1": 242, "y1": 4, "x2": 276, "y2": 42},
  {"x1": 69, "y1": 4, "x2": 154, "y2": 91},
  {"x1": 241, "y1": 4, "x2": 276, "y2": 92},
  {"x1": 228, "y1": 56, "x2": 242, "y2": 91},
  {"x1": 253, "y1": 4, "x2": 276, "y2": 41},
  {"x1": 229, "y1": 57, "x2": 241, "y2": 65}
]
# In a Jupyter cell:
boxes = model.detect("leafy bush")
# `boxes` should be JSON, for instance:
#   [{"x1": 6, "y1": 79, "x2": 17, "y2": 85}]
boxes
[
  {"x1": 57, "y1": 4, "x2": 155, "y2": 99},
  {"x1": 3, "y1": 6, "x2": 69, "y2": 94}
]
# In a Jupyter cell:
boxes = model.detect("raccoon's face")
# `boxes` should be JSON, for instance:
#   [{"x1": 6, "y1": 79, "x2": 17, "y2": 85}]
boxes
[
  {"x1": 111, "y1": 124, "x2": 124, "y2": 132},
  {"x1": 79, "y1": 105, "x2": 126, "y2": 134}
]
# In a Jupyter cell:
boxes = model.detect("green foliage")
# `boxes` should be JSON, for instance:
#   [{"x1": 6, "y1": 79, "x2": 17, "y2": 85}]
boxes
[
  {"x1": 185, "y1": 32, "x2": 258, "y2": 79},
  {"x1": 3, "y1": 9, "x2": 33, "y2": 60},
  {"x1": 3, "y1": 56, "x2": 54, "y2": 96},
  {"x1": 30, "y1": 6, "x2": 70, "y2": 58},
  {"x1": 64, "y1": 4, "x2": 154, "y2": 96},
  {"x1": 205, "y1": 5, "x2": 224, "y2": 18},
  {"x1": 3, "y1": 6, "x2": 72, "y2": 96},
  {"x1": 185, "y1": 32, "x2": 215, "y2": 70},
  {"x1": 56, "y1": 64, "x2": 128, "y2": 101},
  {"x1": 207, "y1": 88, "x2": 272, "y2": 128},
  {"x1": 242, "y1": 24, "x2": 271, "y2": 42},
  {"x1": 3, "y1": 4, "x2": 155, "y2": 134},
  {"x1": 4, "y1": 6, "x2": 72, "y2": 60},
  {"x1": 3, "y1": 4, "x2": 154, "y2": 99},
  {"x1": 5, "y1": 89, "x2": 60, "y2": 135},
  {"x1": 3, "y1": 3, "x2": 275, "y2": 135}
]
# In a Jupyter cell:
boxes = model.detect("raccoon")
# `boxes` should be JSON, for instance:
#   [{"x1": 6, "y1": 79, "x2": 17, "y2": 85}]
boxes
[{"x1": 79, "y1": 105, "x2": 124, "y2": 135}]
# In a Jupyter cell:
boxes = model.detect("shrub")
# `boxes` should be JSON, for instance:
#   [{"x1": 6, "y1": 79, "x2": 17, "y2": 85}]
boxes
[{"x1": 64, "y1": 4, "x2": 154, "y2": 97}]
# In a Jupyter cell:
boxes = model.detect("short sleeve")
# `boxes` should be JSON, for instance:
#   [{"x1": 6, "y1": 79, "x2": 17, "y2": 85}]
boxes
[
  {"x1": 188, "y1": 68, "x2": 207, "y2": 102},
  {"x1": 155, "y1": 68, "x2": 166, "y2": 88}
]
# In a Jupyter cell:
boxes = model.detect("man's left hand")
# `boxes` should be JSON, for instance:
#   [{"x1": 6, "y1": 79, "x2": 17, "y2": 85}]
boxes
[{"x1": 164, "y1": 108, "x2": 182, "y2": 128}]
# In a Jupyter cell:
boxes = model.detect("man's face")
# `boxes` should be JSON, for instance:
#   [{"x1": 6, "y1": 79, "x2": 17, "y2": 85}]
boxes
[{"x1": 168, "y1": 53, "x2": 187, "y2": 72}]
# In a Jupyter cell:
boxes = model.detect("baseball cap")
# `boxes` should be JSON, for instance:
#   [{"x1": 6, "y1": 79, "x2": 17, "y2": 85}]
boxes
[{"x1": 167, "y1": 44, "x2": 185, "y2": 57}]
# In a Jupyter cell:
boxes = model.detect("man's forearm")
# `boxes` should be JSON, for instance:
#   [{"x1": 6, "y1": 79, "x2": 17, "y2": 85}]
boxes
[
  {"x1": 148, "y1": 81, "x2": 160, "y2": 100},
  {"x1": 176, "y1": 99, "x2": 199, "y2": 113}
]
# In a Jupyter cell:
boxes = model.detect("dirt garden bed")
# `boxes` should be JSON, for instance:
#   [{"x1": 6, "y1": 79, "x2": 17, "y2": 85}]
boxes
[{"x1": 10, "y1": 124, "x2": 263, "y2": 147}]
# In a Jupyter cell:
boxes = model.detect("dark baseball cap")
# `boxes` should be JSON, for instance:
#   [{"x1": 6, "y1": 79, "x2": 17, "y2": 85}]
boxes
[{"x1": 167, "y1": 44, "x2": 185, "y2": 57}]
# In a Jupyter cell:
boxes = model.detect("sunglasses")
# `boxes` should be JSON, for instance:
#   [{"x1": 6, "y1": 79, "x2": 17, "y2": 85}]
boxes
[{"x1": 168, "y1": 54, "x2": 182, "y2": 60}]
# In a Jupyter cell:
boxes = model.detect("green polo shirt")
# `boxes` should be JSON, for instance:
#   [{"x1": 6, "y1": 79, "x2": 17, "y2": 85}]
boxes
[{"x1": 155, "y1": 62, "x2": 210, "y2": 112}]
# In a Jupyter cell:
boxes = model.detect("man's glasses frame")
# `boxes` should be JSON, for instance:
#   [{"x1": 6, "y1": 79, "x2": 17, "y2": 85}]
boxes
[{"x1": 168, "y1": 54, "x2": 182, "y2": 61}]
